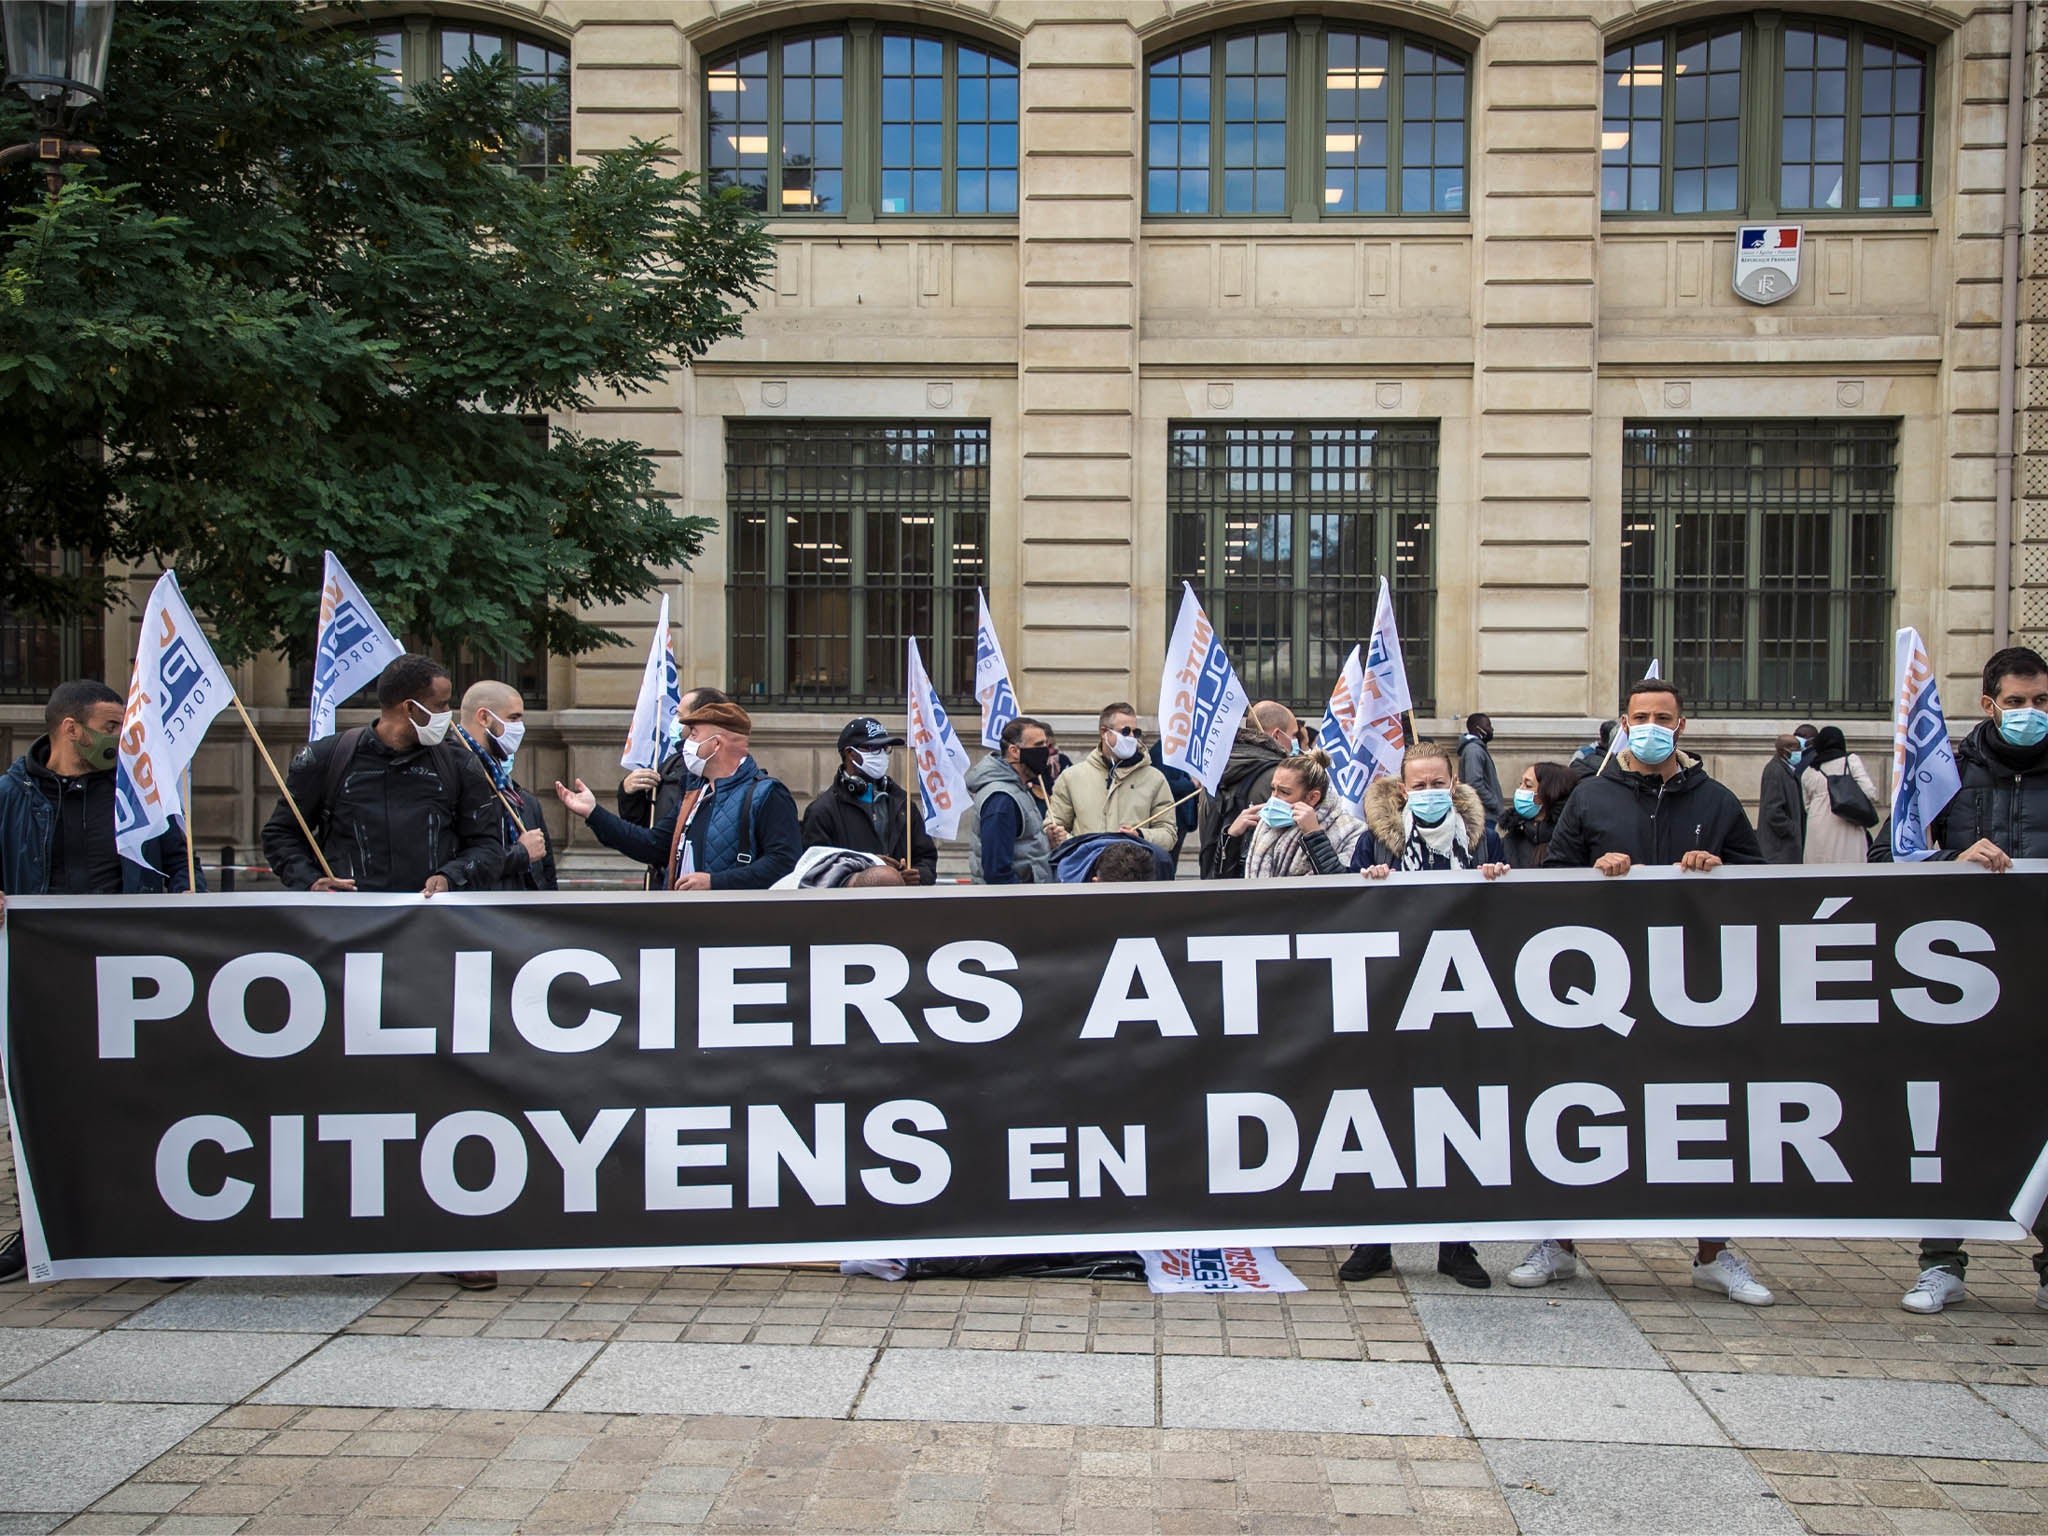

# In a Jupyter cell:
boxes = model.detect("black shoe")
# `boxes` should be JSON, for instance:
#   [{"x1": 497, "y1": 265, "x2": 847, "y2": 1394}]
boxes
[
  {"x1": 1437, "y1": 1242, "x2": 1491, "y2": 1289},
  {"x1": 1339, "y1": 1243, "x2": 1393, "y2": 1282},
  {"x1": 0, "y1": 1231, "x2": 25, "y2": 1284}
]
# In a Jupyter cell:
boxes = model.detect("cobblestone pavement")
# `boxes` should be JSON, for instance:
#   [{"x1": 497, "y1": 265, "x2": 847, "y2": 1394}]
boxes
[{"x1": 5, "y1": 1154, "x2": 2048, "y2": 1533}]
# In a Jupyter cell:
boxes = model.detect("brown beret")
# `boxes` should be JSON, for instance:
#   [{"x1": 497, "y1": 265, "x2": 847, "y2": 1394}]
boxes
[{"x1": 676, "y1": 700, "x2": 754, "y2": 736}]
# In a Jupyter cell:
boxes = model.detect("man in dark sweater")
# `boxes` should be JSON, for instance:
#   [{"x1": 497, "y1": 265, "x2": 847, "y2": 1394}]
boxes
[{"x1": 799, "y1": 716, "x2": 936, "y2": 885}]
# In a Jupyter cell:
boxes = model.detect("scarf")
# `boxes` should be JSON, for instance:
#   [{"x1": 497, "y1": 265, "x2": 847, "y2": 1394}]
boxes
[
  {"x1": 1245, "y1": 802, "x2": 1364, "y2": 879},
  {"x1": 1398, "y1": 807, "x2": 1475, "y2": 871},
  {"x1": 456, "y1": 726, "x2": 522, "y2": 843}
]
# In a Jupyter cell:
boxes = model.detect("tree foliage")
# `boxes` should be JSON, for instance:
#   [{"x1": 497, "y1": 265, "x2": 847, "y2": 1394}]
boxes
[{"x1": 0, "y1": 2, "x2": 774, "y2": 665}]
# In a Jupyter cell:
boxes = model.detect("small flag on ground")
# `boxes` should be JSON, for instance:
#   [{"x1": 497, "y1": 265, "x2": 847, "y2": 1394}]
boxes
[
  {"x1": 1356, "y1": 577, "x2": 1413, "y2": 784},
  {"x1": 1157, "y1": 583, "x2": 1250, "y2": 795},
  {"x1": 1316, "y1": 645, "x2": 1372, "y2": 814},
  {"x1": 908, "y1": 638, "x2": 974, "y2": 839},
  {"x1": 1891, "y1": 627, "x2": 1960, "y2": 861},
  {"x1": 115, "y1": 571, "x2": 234, "y2": 871},
  {"x1": 621, "y1": 595, "x2": 680, "y2": 771},
  {"x1": 974, "y1": 588, "x2": 1019, "y2": 750},
  {"x1": 308, "y1": 552, "x2": 401, "y2": 741}
]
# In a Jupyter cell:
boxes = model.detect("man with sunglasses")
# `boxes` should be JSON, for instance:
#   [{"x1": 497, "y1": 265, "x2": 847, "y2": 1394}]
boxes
[{"x1": 1043, "y1": 702, "x2": 1178, "y2": 854}]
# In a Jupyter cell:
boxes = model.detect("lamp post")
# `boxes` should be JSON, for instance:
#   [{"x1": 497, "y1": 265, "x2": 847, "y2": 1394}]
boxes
[{"x1": 1, "y1": 0, "x2": 113, "y2": 193}]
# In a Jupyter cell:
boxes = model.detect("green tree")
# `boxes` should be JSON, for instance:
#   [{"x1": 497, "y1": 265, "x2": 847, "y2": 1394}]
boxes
[{"x1": 0, "y1": 1, "x2": 774, "y2": 665}]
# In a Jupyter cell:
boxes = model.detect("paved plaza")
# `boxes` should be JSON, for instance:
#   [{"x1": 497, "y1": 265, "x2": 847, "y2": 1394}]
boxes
[{"x1": 4, "y1": 1146, "x2": 2048, "y2": 1535}]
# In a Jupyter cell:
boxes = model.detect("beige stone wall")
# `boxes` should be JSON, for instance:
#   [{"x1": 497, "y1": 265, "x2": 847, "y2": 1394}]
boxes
[{"x1": 13, "y1": 0, "x2": 2022, "y2": 862}]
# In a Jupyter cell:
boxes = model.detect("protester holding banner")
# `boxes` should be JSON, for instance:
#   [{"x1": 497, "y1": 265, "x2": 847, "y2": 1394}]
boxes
[
  {"x1": 1800, "y1": 726, "x2": 1881, "y2": 865},
  {"x1": 1351, "y1": 742, "x2": 1509, "y2": 879},
  {"x1": 1456, "y1": 713, "x2": 1504, "y2": 831},
  {"x1": 617, "y1": 686, "x2": 729, "y2": 831},
  {"x1": 559, "y1": 700, "x2": 798, "y2": 891},
  {"x1": 455, "y1": 682, "x2": 556, "y2": 893},
  {"x1": 1902, "y1": 645, "x2": 2048, "y2": 1316},
  {"x1": 963, "y1": 716, "x2": 1054, "y2": 884},
  {"x1": 1515, "y1": 675, "x2": 1773, "y2": 1306},
  {"x1": 1215, "y1": 747, "x2": 1367, "y2": 879},
  {"x1": 262, "y1": 655, "x2": 504, "y2": 896},
  {"x1": 1043, "y1": 704, "x2": 1177, "y2": 854},
  {"x1": 1199, "y1": 703, "x2": 1299, "y2": 878},
  {"x1": 1496, "y1": 761, "x2": 1573, "y2": 869},
  {"x1": 798, "y1": 717, "x2": 936, "y2": 886},
  {"x1": 1757, "y1": 729, "x2": 1814, "y2": 865}
]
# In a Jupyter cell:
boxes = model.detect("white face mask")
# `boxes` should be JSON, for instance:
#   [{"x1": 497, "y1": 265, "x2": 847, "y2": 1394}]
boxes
[
  {"x1": 854, "y1": 749, "x2": 890, "y2": 782},
  {"x1": 681, "y1": 735, "x2": 717, "y2": 778},
  {"x1": 1107, "y1": 730, "x2": 1142, "y2": 762},
  {"x1": 408, "y1": 700, "x2": 452, "y2": 747},
  {"x1": 485, "y1": 712, "x2": 525, "y2": 759}
]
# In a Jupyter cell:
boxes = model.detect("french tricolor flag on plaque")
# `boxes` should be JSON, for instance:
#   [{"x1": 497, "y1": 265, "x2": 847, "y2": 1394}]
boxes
[{"x1": 1734, "y1": 224, "x2": 1803, "y2": 305}]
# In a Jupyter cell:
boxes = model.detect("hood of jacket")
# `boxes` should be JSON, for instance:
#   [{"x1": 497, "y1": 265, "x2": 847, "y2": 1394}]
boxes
[
  {"x1": 1363, "y1": 778, "x2": 1485, "y2": 856},
  {"x1": 1596, "y1": 749, "x2": 1712, "y2": 797},
  {"x1": 1217, "y1": 726, "x2": 1290, "y2": 795},
  {"x1": 13, "y1": 735, "x2": 100, "y2": 795}
]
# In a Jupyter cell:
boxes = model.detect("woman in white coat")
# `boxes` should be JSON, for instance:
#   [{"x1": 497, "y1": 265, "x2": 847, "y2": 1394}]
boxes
[{"x1": 1801, "y1": 725, "x2": 1881, "y2": 864}]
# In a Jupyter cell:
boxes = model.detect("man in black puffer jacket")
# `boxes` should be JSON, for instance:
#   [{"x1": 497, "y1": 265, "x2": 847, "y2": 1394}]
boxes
[
  {"x1": 799, "y1": 716, "x2": 937, "y2": 885},
  {"x1": 1901, "y1": 645, "x2": 2048, "y2": 1319}
]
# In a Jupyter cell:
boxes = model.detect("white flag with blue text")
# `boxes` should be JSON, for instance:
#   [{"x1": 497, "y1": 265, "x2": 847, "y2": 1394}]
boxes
[
  {"x1": 308, "y1": 551, "x2": 402, "y2": 741},
  {"x1": 1157, "y1": 584, "x2": 1250, "y2": 795},
  {"x1": 1315, "y1": 645, "x2": 1372, "y2": 814},
  {"x1": 1891, "y1": 627, "x2": 1961, "y2": 861},
  {"x1": 114, "y1": 571, "x2": 235, "y2": 871},
  {"x1": 621, "y1": 595, "x2": 679, "y2": 771},
  {"x1": 908, "y1": 638, "x2": 974, "y2": 838},
  {"x1": 974, "y1": 588, "x2": 1020, "y2": 750},
  {"x1": 1355, "y1": 578, "x2": 1413, "y2": 784}
]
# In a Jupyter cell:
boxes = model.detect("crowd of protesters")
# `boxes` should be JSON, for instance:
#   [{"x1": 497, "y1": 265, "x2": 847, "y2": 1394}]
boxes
[{"x1": 4, "y1": 646, "x2": 2046, "y2": 1317}]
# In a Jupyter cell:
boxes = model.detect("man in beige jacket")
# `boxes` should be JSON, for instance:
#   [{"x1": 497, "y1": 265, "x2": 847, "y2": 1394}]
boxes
[{"x1": 1044, "y1": 702, "x2": 1178, "y2": 854}]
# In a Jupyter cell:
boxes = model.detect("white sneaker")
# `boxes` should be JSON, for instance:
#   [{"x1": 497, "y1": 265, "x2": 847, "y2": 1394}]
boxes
[
  {"x1": 1692, "y1": 1250, "x2": 1774, "y2": 1307},
  {"x1": 1507, "y1": 1239, "x2": 1576, "y2": 1288},
  {"x1": 1900, "y1": 1267, "x2": 1966, "y2": 1315}
]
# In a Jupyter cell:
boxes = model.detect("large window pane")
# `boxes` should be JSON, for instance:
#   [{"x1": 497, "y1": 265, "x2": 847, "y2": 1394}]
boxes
[
  {"x1": 428, "y1": 24, "x2": 570, "y2": 181},
  {"x1": 727, "y1": 422, "x2": 989, "y2": 705},
  {"x1": 955, "y1": 45, "x2": 1019, "y2": 213},
  {"x1": 779, "y1": 35, "x2": 844, "y2": 214},
  {"x1": 1323, "y1": 31, "x2": 1390, "y2": 213},
  {"x1": 707, "y1": 46, "x2": 770, "y2": 210},
  {"x1": 1670, "y1": 26, "x2": 1741, "y2": 213},
  {"x1": 1602, "y1": 36, "x2": 1663, "y2": 211},
  {"x1": 1146, "y1": 43, "x2": 1212, "y2": 213},
  {"x1": 0, "y1": 548, "x2": 102, "y2": 702},
  {"x1": 1620, "y1": 420, "x2": 1895, "y2": 712},
  {"x1": 1168, "y1": 422, "x2": 1437, "y2": 711},
  {"x1": 1399, "y1": 42, "x2": 1465, "y2": 212},
  {"x1": 1220, "y1": 30, "x2": 1288, "y2": 213}
]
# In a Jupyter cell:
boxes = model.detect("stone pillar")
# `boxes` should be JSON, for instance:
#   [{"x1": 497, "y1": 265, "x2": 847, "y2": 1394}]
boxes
[
  {"x1": 1470, "y1": 15, "x2": 1602, "y2": 719},
  {"x1": 1014, "y1": 16, "x2": 1142, "y2": 713}
]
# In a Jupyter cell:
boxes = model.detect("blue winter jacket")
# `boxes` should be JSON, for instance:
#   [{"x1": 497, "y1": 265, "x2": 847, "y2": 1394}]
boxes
[{"x1": 0, "y1": 738, "x2": 202, "y2": 895}]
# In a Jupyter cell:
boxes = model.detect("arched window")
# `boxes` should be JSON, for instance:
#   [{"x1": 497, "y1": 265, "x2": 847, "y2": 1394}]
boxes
[
  {"x1": 1145, "y1": 21, "x2": 1467, "y2": 219},
  {"x1": 364, "y1": 19, "x2": 570, "y2": 181},
  {"x1": 1602, "y1": 14, "x2": 1927, "y2": 216},
  {"x1": 706, "y1": 26, "x2": 1019, "y2": 220}
]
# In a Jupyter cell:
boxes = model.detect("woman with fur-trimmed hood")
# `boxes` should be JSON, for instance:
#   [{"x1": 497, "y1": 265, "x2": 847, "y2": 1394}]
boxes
[
  {"x1": 1213, "y1": 747, "x2": 1367, "y2": 878},
  {"x1": 1351, "y1": 740, "x2": 1510, "y2": 876},
  {"x1": 1339, "y1": 740, "x2": 1508, "y2": 1294}
]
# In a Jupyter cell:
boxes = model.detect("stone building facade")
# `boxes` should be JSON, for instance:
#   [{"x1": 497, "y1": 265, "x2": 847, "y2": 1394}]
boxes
[{"x1": 4, "y1": 0, "x2": 2038, "y2": 870}]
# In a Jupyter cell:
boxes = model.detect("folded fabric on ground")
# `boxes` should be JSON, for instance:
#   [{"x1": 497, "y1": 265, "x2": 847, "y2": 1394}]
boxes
[{"x1": 1140, "y1": 1247, "x2": 1306, "y2": 1293}]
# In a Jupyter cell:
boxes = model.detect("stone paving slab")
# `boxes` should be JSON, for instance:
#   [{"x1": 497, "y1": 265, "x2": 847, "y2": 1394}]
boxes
[
  {"x1": 117, "y1": 1276, "x2": 399, "y2": 1335},
  {"x1": 1160, "y1": 1355, "x2": 1464, "y2": 1437},
  {"x1": 253, "y1": 1334, "x2": 600, "y2": 1411},
  {"x1": 0, "y1": 1402, "x2": 216, "y2": 1514},
  {"x1": 1978, "y1": 1383, "x2": 2048, "y2": 1444},
  {"x1": 1447, "y1": 1364, "x2": 1730, "y2": 1446},
  {"x1": 0, "y1": 1330, "x2": 91, "y2": 1390},
  {"x1": 1415, "y1": 1294, "x2": 1665, "y2": 1368},
  {"x1": 0, "y1": 1329, "x2": 316, "y2": 1405},
  {"x1": 857, "y1": 1346, "x2": 1156, "y2": 1427},
  {"x1": 1482, "y1": 1438, "x2": 1803, "y2": 1534},
  {"x1": 555, "y1": 1342, "x2": 875, "y2": 1419},
  {"x1": 1686, "y1": 1372, "x2": 2048, "y2": 1461}
]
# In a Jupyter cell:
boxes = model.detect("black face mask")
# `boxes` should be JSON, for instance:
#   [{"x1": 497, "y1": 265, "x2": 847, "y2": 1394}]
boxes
[{"x1": 1018, "y1": 744, "x2": 1052, "y2": 774}]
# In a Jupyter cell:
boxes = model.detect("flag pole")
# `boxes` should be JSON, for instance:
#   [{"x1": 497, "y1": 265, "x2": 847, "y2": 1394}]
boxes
[
  {"x1": 1131, "y1": 786, "x2": 1202, "y2": 832},
  {"x1": 180, "y1": 765, "x2": 197, "y2": 893},
  {"x1": 232, "y1": 695, "x2": 337, "y2": 882}
]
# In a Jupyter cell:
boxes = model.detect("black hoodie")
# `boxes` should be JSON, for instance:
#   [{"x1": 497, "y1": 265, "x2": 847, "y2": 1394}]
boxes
[
  {"x1": 1546, "y1": 752, "x2": 1764, "y2": 869},
  {"x1": 1197, "y1": 726, "x2": 1292, "y2": 878},
  {"x1": 1928, "y1": 718, "x2": 2048, "y2": 859}
]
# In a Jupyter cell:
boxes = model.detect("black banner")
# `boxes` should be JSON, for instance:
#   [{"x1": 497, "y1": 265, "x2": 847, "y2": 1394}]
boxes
[{"x1": 4, "y1": 867, "x2": 2046, "y2": 1281}]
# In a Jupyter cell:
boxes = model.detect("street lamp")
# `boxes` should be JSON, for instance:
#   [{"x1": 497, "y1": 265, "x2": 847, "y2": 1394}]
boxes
[{"x1": 1, "y1": 0, "x2": 113, "y2": 192}]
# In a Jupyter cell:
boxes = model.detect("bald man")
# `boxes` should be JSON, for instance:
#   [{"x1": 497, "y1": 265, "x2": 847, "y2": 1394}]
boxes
[{"x1": 456, "y1": 681, "x2": 556, "y2": 892}]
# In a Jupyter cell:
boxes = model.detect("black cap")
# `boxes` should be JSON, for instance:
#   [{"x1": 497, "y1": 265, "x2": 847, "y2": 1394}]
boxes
[{"x1": 838, "y1": 716, "x2": 903, "y2": 751}]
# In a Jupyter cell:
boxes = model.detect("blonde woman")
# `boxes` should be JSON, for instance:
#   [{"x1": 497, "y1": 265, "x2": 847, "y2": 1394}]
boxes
[
  {"x1": 1341, "y1": 741, "x2": 1507, "y2": 1290},
  {"x1": 1216, "y1": 748, "x2": 1368, "y2": 878}
]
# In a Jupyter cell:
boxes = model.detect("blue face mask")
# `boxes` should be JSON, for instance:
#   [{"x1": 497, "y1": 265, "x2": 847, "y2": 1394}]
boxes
[
  {"x1": 1513, "y1": 788, "x2": 1539, "y2": 819},
  {"x1": 1786, "y1": 747, "x2": 1804, "y2": 770},
  {"x1": 1287, "y1": 738, "x2": 1301, "y2": 756},
  {"x1": 1259, "y1": 796, "x2": 1298, "y2": 829},
  {"x1": 1999, "y1": 707, "x2": 2048, "y2": 747},
  {"x1": 1627, "y1": 723, "x2": 1677, "y2": 766},
  {"x1": 1407, "y1": 787, "x2": 1453, "y2": 824},
  {"x1": 667, "y1": 719, "x2": 685, "y2": 748}
]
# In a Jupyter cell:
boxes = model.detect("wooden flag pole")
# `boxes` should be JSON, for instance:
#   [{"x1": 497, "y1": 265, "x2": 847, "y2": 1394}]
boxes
[
  {"x1": 904, "y1": 749, "x2": 915, "y2": 875},
  {"x1": 1131, "y1": 786, "x2": 1202, "y2": 831},
  {"x1": 180, "y1": 765, "x2": 197, "y2": 893},
  {"x1": 232, "y1": 695, "x2": 337, "y2": 882}
]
